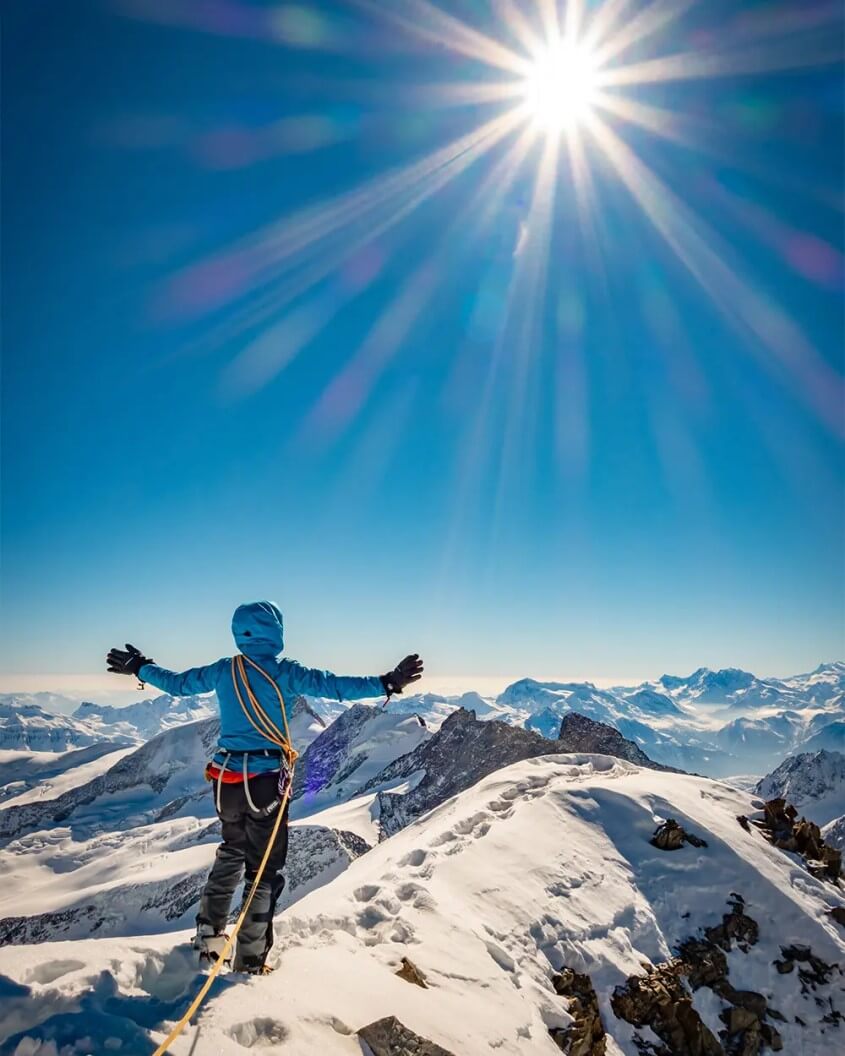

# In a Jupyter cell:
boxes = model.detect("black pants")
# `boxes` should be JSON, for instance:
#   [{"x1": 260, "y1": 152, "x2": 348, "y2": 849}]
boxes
[{"x1": 197, "y1": 772, "x2": 289, "y2": 970}]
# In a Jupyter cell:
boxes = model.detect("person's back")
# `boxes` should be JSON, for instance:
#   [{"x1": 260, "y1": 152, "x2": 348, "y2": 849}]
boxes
[
  {"x1": 131, "y1": 601, "x2": 389, "y2": 772},
  {"x1": 106, "y1": 600, "x2": 422, "y2": 973}
]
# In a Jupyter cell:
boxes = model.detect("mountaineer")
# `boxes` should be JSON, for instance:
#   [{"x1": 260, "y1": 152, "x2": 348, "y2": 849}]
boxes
[{"x1": 107, "y1": 600, "x2": 423, "y2": 974}]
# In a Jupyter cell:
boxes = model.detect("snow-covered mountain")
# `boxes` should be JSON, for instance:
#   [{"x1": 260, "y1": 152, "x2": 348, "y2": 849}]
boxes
[
  {"x1": 1, "y1": 749, "x2": 843, "y2": 1054},
  {"x1": 0, "y1": 699, "x2": 132, "y2": 752},
  {"x1": 0, "y1": 692, "x2": 86, "y2": 717},
  {"x1": 5, "y1": 660, "x2": 843, "y2": 779},
  {"x1": 801, "y1": 721, "x2": 845, "y2": 755},
  {"x1": 292, "y1": 703, "x2": 430, "y2": 814},
  {"x1": 822, "y1": 814, "x2": 845, "y2": 851},
  {"x1": 755, "y1": 749, "x2": 845, "y2": 826},
  {"x1": 72, "y1": 693, "x2": 215, "y2": 740}
]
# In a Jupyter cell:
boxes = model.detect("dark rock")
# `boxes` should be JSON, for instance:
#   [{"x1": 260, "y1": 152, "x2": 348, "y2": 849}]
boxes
[
  {"x1": 760, "y1": 1024, "x2": 783, "y2": 1052},
  {"x1": 706, "y1": 901, "x2": 758, "y2": 953},
  {"x1": 737, "y1": 816, "x2": 750, "y2": 832},
  {"x1": 750, "y1": 799, "x2": 842, "y2": 882},
  {"x1": 652, "y1": 819, "x2": 708, "y2": 851},
  {"x1": 774, "y1": 960, "x2": 793, "y2": 974},
  {"x1": 395, "y1": 957, "x2": 428, "y2": 989},
  {"x1": 558, "y1": 713, "x2": 683, "y2": 773},
  {"x1": 360, "y1": 709, "x2": 563, "y2": 838},
  {"x1": 779, "y1": 944, "x2": 836, "y2": 990},
  {"x1": 830, "y1": 907, "x2": 845, "y2": 927},
  {"x1": 357, "y1": 1015, "x2": 455, "y2": 1056},
  {"x1": 551, "y1": 969, "x2": 606, "y2": 1056},
  {"x1": 677, "y1": 938, "x2": 728, "y2": 989},
  {"x1": 718, "y1": 984, "x2": 768, "y2": 1017},
  {"x1": 356, "y1": 708, "x2": 683, "y2": 840},
  {"x1": 721, "y1": 1006, "x2": 757, "y2": 1033},
  {"x1": 612, "y1": 962, "x2": 723, "y2": 1056}
]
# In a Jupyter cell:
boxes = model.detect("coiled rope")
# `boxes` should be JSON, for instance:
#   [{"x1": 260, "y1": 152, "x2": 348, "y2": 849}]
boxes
[{"x1": 152, "y1": 655, "x2": 298, "y2": 1056}]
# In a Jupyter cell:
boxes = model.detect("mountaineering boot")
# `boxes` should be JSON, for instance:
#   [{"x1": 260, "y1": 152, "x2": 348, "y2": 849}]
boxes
[
  {"x1": 237, "y1": 962, "x2": 274, "y2": 976},
  {"x1": 233, "y1": 954, "x2": 273, "y2": 976},
  {"x1": 192, "y1": 922, "x2": 231, "y2": 967}
]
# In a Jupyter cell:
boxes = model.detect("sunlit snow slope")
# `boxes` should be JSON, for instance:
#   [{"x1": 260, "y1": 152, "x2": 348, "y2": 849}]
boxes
[{"x1": 1, "y1": 754, "x2": 842, "y2": 1055}]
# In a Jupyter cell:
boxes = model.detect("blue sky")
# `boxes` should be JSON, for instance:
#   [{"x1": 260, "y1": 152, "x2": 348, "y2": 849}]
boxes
[{"x1": 2, "y1": 0, "x2": 843, "y2": 689}]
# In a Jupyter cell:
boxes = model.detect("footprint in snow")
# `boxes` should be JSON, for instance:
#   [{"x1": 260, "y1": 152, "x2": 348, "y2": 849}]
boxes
[
  {"x1": 353, "y1": 884, "x2": 381, "y2": 903},
  {"x1": 228, "y1": 1017, "x2": 289, "y2": 1048},
  {"x1": 399, "y1": 848, "x2": 428, "y2": 868},
  {"x1": 24, "y1": 959, "x2": 86, "y2": 985}
]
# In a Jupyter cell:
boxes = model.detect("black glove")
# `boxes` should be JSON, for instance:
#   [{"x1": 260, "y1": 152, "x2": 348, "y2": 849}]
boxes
[
  {"x1": 381, "y1": 654, "x2": 423, "y2": 696},
  {"x1": 107, "y1": 643, "x2": 153, "y2": 678}
]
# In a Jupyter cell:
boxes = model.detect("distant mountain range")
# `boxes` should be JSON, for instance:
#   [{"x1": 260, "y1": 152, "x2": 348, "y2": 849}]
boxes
[{"x1": 1, "y1": 661, "x2": 843, "y2": 779}]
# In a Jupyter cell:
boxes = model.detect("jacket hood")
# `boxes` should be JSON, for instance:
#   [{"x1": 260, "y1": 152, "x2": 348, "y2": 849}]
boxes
[{"x1": 231, "y1": 601, "x2": 284, "y2": 656}]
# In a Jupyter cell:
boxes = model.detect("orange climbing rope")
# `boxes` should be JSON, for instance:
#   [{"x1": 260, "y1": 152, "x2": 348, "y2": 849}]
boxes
[{"x1": 152, "y1": 656, "x2": 297, "y2": 1056}]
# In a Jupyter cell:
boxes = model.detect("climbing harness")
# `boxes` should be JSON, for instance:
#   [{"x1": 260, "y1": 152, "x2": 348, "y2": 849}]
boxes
[{"x1": 152, "y1": 655, "x2": 299, "y2": 1056}]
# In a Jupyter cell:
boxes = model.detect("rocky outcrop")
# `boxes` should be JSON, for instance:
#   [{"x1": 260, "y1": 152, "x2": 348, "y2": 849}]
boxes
[
  {"x1": 774, "y1": 944, "x2": 837, "y2": 992},
  {"x1": 612, "y1": 960, "x2": 723, "y2": 1056},
  {"x1": 612, "y1": 896, "x2": 793, "y2": 1056},
  {"x1": 741, "y1": 799, "x2": 842, "y2": 881},
  {"x1": 357, "y1": 1016, "x2": 455, "y2": 1056},
  {"x1": 558, "y1": 713, "x2": 683, "y2": 773},
  {"x1": 651, "y1": 819, "x2": 708, "y2": 850},
  {"x1": 550, "y1": 969, "x2": 606, "y2": 1055},
  {"x1": 364, "y1": 709, "x2": 560, "y2": 838},
  {"x1": 361, "y1": 709, "x2": 683, "y2": 840}
]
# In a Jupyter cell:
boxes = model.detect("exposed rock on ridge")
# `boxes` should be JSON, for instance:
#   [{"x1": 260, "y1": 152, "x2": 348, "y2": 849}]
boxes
[{"x1": 558, "y1": 713, "x2": 684, "y2": 773}]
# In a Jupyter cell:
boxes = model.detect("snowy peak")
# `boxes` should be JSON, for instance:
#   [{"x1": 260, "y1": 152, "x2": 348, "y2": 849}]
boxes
[
  {"x1": 0, "y1": 699, "x2": 128, "y2": 752},
  {"x1": 72, "y1": 693, "x2": 215, "y2": 741},
  {"x1": 755, "y1": 749, "x2": 845, "y2": 826},
  {"x1": 292, "y1": 703, "x2": 430, "y2": 810},
  {"x1": 655, "y1": 665, "x2": 830, "y2": 712},
  {"x1": 619, "y1": 686, "x2": 684, "y2": 716}
]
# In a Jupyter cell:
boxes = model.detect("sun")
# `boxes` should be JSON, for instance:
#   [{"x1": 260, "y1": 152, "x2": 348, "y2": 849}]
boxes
[{"x1": 521, "y1": 38, "x2": 601, "y2": 133}]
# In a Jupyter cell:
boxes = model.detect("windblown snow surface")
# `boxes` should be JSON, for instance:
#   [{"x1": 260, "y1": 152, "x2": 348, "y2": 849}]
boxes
[{"x1": 1, "y1": 754, "x2": 843, "y2": 1054}]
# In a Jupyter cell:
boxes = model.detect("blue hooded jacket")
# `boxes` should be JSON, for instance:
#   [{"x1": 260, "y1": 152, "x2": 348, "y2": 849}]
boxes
[{"x1": 138, "y1": 601, "x2": 385, "y2": 773}]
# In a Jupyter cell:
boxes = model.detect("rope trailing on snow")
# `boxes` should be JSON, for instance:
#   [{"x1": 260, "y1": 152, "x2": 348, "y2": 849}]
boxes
[{"x1": 152, "y1": 655, "x2": 297, "y2": 1056}]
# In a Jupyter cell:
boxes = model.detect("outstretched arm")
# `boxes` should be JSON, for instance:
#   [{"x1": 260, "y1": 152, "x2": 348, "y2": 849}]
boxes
[
  {"x1": 138, "y1": 661, "x2": 221, "y2": 698},
  {"x1": 279, "y1": 653, "x2": 423, "y2": 702},
  {"x1": 279, "y1": 659, "x2": 384, "y2": 702},
  {"x1": 107, "y1": 643, "x2": 221, "y2": 697}
]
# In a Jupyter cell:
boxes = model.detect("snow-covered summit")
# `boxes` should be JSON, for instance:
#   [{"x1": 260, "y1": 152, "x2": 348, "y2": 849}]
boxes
[
  {"x1": 755, "y1": 749, "x2": 845, "y2": 826},
  {"x1": 2, "y1": 752, "x2": 843, "y2": 1054}
]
